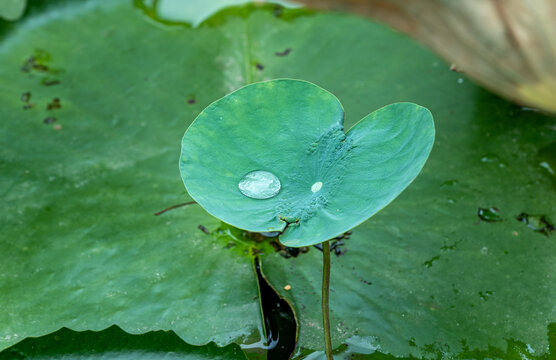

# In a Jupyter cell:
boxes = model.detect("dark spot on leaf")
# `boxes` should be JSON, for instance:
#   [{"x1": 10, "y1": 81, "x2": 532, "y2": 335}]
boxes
[
  {"x1": 21, "y1": 50, "x2": 64, "y2": 80},
  {"x1": 21, "y1": 50, "x2": 52, "y2": 72},
  {"x1": 43, "y1": 117, "x2": 56, "y2": 124},
  {"x1": 478, "y1": 290, "x2": 494, "y2": 301},
  {"x1": 255, "y1": 63, "x2": 264, "y2": 71},
  {"x1": 313, "y1": 231, "x2": 350, "y2": 256},
  {"x1": 440, "y1": 240, "x2": 461, "y2": 251},
  {"x1": 186, "y1": 97, "x2": 196, "y2": 104},
  {"x1": 360, "y1": 279, "x2": 372, "y2": 285},
  {"x1": 478, "y1": 207, "x2": 502, "y2": 222},
  {"x1": 23, "y1": 104, "x2": 34, "y2": 110},
  {"x1": 21, "y1": 60, "x2": 49, "y2": 73},
  {"x1": 21, "y1": 92, "x2": 31, "y2": 102},
  {"x1": 42, "y1": 78, "x2": 61, "y2": 86},
  {"x1": 270, "y1": 240, "x2": 309, "y2": 258},
  {"x1": 275, "y1": 48, "x2": 291, "y2": 57},
  {"x1": 47, "y1": 98, "x2": 61, "y2": 110},
  {"x1": 423, "y1": 255, "x2": 440, "y2": 268},
  {"x1": 516, "y1": 213, "x2": 554, "y2": 236},
  {"x1": 334, "y1": 246, "x2": 346, "y2": 256},
  {"x1": 198, "y1": 224, "x2": 210, "y2": 235},
  {"x1": 21, "y1": 58, "x2": 34, "y2": 72}
]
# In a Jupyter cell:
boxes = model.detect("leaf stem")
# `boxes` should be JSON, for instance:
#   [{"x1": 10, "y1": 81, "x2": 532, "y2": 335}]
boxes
[
  {"x1": 153, "y1": 201, "x2": 196, "y2": 216},
  {"x1": 322, "y1": 240, "x2": 333, "y2": 360}
]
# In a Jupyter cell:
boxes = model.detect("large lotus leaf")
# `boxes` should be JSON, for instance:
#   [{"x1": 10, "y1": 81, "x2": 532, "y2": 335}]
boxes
[
  {"x1": 0, "y1": 0, "x2": 266, "y2": 352},
  {"x1": 1, "y1": 0, "x2": 555, "y2": 359},
  {"x1": 0, "y1": 326, "x2": 247, "y2": 360},
  {"x1": 180, "y1": 80, "x2": 434, "y2": 247}
]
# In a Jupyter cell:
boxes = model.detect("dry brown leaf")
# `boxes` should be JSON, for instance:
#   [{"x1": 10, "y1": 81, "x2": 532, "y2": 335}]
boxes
[{"x1": 299, "y1": 0, "x2": 556, "y2": 114}]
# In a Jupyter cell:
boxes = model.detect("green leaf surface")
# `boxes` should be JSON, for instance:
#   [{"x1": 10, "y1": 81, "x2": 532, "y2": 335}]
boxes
[
  {"x1": 0, "y1": 1, "x2": 555, "y2": 359},
  {"x1": 180, "y1": 80, "x2": 434, "y2": 246},
  {"x1": 0, "y1": 326, "x2": 247, "y2": 360},
  {"x1": 0, "y1": 0, "x2": 26, "y2": 21},
  {"x1": 0, "y1": 0, "x2": 265, "y2": 352}
]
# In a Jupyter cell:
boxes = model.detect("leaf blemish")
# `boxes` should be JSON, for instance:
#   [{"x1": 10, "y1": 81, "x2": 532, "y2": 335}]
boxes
[
  {"x1": 198, "y1": 224, "x2": 210, "y2": 235},
  {"x1": 270, "y1": 240, "x2": 309, "y2": 258},
  {"x1": 21, "y1": 92, "x2": 34, "y2": 110},
  {"x1": 42, "y1": 78, "x2": 61, "y2": 86},
  {"x1": 275, "y1": 48, "x2": 291, "y2": 56},
  {"x1": 21, "y1": 92, "x2": 31, "y2": 102},
  {"x1": 47, "y1": 98, "x2": 61, "y2": 110}
]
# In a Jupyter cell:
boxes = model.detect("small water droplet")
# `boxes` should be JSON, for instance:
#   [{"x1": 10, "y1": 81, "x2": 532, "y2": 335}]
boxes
[
  {"x1": 478, "y1": 290, "x2": 494, "y2": 301},
  {"x1": 516, "y1": 213, "x2": 554, "y2": 236},
  {"x1": 311, "y1": 181, "x2": 323, "y2": 193},
  {"x1": 238, "y1": 170, "x2": 281, "y2": 199},
  {"x1": 540, "y1": 161, "x2": 555, "y2": 175},
  {"x1": 478, "y1": 207, "x2": 502, "y2": 222},
  {"x1": 457, "y1": 78, "x2": 464, "y2": 84},
  {"x1": 521, "y1": 107, "x2": 539, "y2": 112}
]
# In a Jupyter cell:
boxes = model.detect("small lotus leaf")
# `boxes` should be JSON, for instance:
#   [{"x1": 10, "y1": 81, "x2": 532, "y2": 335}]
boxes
[{"x1": 180, "y1": 79, "x2": 434, "y2": 246}]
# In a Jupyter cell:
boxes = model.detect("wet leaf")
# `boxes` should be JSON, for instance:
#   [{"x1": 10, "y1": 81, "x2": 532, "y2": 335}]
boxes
[
  {"x1": 0, "y1": 0, "x2": 265, "y2": 352},
  {"x1": 180, "y1": 80, "x2": 434, "y2": 247},
  {"x1": 0, "y1": 326, "x2": 246, "y2": 360}
]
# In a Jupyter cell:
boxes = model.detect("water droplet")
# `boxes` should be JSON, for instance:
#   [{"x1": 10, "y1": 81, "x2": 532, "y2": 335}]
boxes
[
  {"x1": 521, "y1": 106, "x2": 539, "y2": 112},
  {"x1": 478, "y1": 290, "x2": 494, "y2": 301},
  {"x1": 540, "y1": 161, "x2": 555, "y2": 175},
  {"x1": 516, "y1": 213, "x2": 554, "y2": 236},
  {"x1": 478, "y1": 207, "x2": 502, "y2": 222},
  {"x1": 238, "y1": 170, "x2": 281, "y2": 199},
  {"x1": 480, "y1": 154, "x2": 506, "y2": 168},
  {"x1": 311, "y1": 181, "x2": 323, "y2": 193}
]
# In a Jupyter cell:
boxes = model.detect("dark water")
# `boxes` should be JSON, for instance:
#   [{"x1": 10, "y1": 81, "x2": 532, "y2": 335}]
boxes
[{"x1": 255, "y1": 257, "x2": 297, "y2": 360}]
